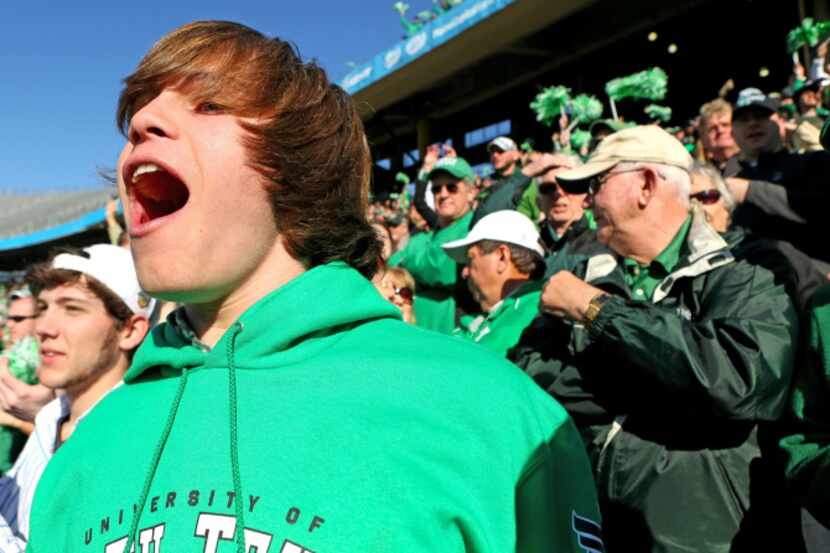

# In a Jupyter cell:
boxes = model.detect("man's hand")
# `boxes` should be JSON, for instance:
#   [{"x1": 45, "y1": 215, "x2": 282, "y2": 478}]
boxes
[
  {"x1": 540, "y1": 271, "x2": 603, "y2": 323},
  {"x1": 522, "y1": 153, "x2": 564, "y2": 178},
  {"x1": 0, "y1": 361, "x2": 54, "y2": 422},
  {"x1": 725, "y1": 177, "x2": 750, "y2": 204},
  {"x1": 422, "y1": 144, "x2": 441, "y2": 175}
]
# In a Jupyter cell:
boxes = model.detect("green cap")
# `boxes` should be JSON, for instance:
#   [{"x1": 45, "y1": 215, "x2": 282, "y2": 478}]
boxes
[
  {"x1": 821, "y1": 118, "x2": 830, "y2": 151},
  {"x1": 428, "y1": 156, "x2": 476, "y2": 182}
]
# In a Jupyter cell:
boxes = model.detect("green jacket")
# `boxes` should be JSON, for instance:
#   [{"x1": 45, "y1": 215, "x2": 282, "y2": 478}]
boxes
[
  {"x1": 454, "y1": 280, "x2": 542, "y2": 357},
  {"x1": 391, "y1": 212, "x2": 473, "y2": 333},
  {"x1": 781, "y1": 284, "x2": 830, "y2": 526},
  {"x1": 27, "y1": 262, "x2": 602, "y2": 552},
  {"x1": 512, "y1": 209, "x2": 800, "y2": 552}
]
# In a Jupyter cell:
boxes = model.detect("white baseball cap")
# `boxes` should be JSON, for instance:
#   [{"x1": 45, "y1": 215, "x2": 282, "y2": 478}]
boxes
[
  {"x1": 442, "y1": 210, "x2": 544, "y2": 263},
  {"x1": 486, "y1": 136, "x2": 518, "y2": 152},
  {"x1": 51, "y1": 244, "x2": 155, "y2": 318}
]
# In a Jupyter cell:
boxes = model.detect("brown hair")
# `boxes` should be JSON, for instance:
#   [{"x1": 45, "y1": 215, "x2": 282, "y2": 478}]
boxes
[
  {"x1": 25, "y1": 267, "x2": 133, "y2": 328},
  {"x1": 699, "y1": 98, "x2": 732, "y2": 127},
  {"x1": 117, "y1": 21, "x2": 381, "y2": 278},
  {"x1": 477, "y1": 240, "x2": 545, "y2": 280}
]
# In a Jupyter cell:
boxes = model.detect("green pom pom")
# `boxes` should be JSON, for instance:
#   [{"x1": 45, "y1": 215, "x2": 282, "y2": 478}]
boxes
[
  {"x1": 571, "y1": 94, "x2": 604, "y2": 124},
  {"x1": 605, "y1": 67, "x2": 668, "y2": 102},
  {"x1": 395, "y1": 172, "x2": 410, "y2": 185},
  {"x1": 787, "y1": 18, "x2": 830, "y2": 52},
  {"x1": 571, "y1": 129, "x2": 592, "y2": 150},
  {"x1": 644, "y1": 104, "x2": 672, "y2": 122},
  {"x1": 530, "y1": 85, "x2": 571, "y2": 127},
  {"x1": 520, "y1": 139, "x2": 535, "y2": 153}
]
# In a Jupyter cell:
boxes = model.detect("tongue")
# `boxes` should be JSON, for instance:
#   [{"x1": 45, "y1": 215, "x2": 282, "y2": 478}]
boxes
[{"x1": 135, "y1": 172, "x2": 189, "y2": 221}]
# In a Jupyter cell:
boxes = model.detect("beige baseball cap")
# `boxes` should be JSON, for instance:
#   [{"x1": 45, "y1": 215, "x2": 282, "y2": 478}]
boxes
[{"x1": 556, "y1": 125, "x2": 693, "y2": 188}]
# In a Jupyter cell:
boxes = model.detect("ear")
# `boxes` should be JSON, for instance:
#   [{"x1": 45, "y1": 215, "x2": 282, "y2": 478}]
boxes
[
  {"x1": 497, "y1": 244, "x2": 511, "y2": 273},
  {"x1": 638, "y1": 168, "x2": 658, "y2": 208},
  {"x1": 118, "y1": 315, "x2": 150, "y2": 353}
]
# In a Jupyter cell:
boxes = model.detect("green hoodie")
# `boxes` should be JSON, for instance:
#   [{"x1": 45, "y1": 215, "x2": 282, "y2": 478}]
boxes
[{"x1": 27, "y1": 263, "x2": 601, "y2": 553}]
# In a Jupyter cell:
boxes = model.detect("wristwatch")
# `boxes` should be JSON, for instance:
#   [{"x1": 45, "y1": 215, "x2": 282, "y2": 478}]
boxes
[{"x1": 584, "y1": 293, "x2": 612, "y2": 325}]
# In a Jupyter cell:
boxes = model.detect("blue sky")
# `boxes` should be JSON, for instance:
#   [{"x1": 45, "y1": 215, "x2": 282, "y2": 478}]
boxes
[{"x1": 0, "y1": 1, "x2": 418, "y2": 193}]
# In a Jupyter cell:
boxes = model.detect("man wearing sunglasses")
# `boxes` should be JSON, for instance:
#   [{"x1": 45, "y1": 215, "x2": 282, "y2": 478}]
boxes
[
  {"x1": 511, "y1": 125, "x2": 801, "y2": 552},
  {"x1": 391, "y1": 156, "x2": 478, "y2": 333}
]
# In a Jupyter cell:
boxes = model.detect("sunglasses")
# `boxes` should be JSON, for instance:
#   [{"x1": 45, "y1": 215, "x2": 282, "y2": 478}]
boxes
[
  {"x1": 690, "y1": 189, "x2": 721, "y2": 205},
  {"x1": 6, "y1": 315, "x2": 36, "y2": 323},
  {"x1": 586, "y1": 168, "x2": 645, "y2": 195},
  {"x1": 431, "y1": 182, "x2": 459, "y2": 195},
  {"x1": 538, "y1": 183, "x2": 560, "y2": 196},
  {"x1": 391, "y1": 286, "x2": 414, "y2": 303}
]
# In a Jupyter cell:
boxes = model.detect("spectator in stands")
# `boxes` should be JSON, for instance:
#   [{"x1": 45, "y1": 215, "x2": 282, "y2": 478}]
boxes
[
  {"x1": 27, "y1": 21, "x2": 602, "y2": 553},
  {"x1": 392, "y1": 155, "x2": 478, "y2": 333},
  {"x1": 374, "y1": 266, "x2": 416, "y2": 324},
  {"x1": 512, "y1": 125, "x2": 800, "y2": 552},
  {"x1": 534, "y1": 153, "x2": 603, "y2": 260},
  {"x1": 689, "y1": 161, "x2": 734, "y2": 232},
  {"x1": 0, "y1": 244, "x2": 153, "y2": 549},
  {"x1": 792, "y1": 79, "x2": 826, "y2": 152},
  {"x1": 442, "y1": 210, "x2": 545, "y2": 356},
  {"x1": 487, "y1": 136, "x2": 520, "y2": 179},
  {"x1": 725, "y1": 87, "x2": 830, "y2": 271},
  {"x1": 698, "y1": 98, "x2": 740, "y2": 171}
]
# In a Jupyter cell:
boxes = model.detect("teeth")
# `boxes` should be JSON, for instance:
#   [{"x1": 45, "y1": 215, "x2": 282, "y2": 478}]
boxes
[{"x1": 132, "y1": 163, "x2": 162, "y2": 183}]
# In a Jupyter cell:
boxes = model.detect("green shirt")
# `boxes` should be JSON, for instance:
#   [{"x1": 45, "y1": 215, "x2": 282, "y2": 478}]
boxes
[
  {"x1": 454, "y1": 280, "x2": 542, "y2": 357},
  {"x1": 622, "y1": 216, "x2": 691, "y2": 302}
]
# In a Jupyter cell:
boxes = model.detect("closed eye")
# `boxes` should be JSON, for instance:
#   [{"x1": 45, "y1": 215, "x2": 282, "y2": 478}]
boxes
[{"x1": 195, "y1": 101, "x2": 227, "y2": 115}]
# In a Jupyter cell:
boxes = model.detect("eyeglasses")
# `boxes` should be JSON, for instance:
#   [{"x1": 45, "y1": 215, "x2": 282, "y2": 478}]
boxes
[
  {"x1": 431, "y1": 182, "x2": 459, "y2": 195},
  {"x1": 6, "y1": 315, "x2": 36, "y2": 323},
  {"x1": 587, "y1": 168, "x2": 646, "y2": 195},
  {"x1": 690, "y1": 189, "x2": 722, "y2": 205}
]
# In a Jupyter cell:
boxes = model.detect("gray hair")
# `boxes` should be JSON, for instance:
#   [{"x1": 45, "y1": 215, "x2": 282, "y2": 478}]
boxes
[
  {"x1": 614, "y1": 161, "x2": 691, "y2": 208},
  {"x1": 689, "y1": 161, "x2": 735, "y2": 213}
]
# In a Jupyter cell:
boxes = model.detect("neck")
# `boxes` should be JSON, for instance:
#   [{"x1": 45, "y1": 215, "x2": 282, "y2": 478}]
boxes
[
  {"x1": 484, "y1": 276, "x2": 529, "y2": 312},
  {"x1": 65, "y1": 357, "x2": 128, "y2": 431},
  {"x1": 709, "y1": 145, "x2": 739, "y2": 162},
  {"x1": 187, "y1": 239, "x2": 306, "y2": 348},
  {"x1": 498, "y1": 164, "x2": 515, "y2": 177},
  {"x1": 617, "y1": 206, "x2": 688, "y2": 266},
  {"x1": 550, "y1": 215, "x2": 579, "y2": 237}
]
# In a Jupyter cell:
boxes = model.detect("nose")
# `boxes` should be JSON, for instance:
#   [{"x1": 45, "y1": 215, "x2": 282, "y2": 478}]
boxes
[
  {"x1": 127, "y1": 90, "x2": 180, "y2": 145},
  {"x1": 34, "y1": 311, "x2": 58, "y2": 343}
]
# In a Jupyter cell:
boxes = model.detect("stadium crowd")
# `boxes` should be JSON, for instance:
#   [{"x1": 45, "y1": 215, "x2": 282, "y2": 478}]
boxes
[{"x1": 0, "y1": 18, "x2": 829, "y2": 553}]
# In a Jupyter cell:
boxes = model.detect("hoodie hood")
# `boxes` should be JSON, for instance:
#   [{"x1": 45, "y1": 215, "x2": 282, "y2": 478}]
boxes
[{"x1": 126, "y1": 262, "x2": 401, "y2": 381}]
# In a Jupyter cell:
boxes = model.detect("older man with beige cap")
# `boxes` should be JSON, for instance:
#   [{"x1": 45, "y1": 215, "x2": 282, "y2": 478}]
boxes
[{"x1": 511, "y1": 125, "x2": 802, "y2": 552}]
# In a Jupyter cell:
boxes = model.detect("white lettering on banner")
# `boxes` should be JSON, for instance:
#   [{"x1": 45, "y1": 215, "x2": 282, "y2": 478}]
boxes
[
  {"x1": 384, "y1": 47, "x2": 402, "y2": 68},
  {"x1": 195, "y1": 513, "x2": 236, "y2": 553},
  {"x1": 104, "y1": 524, "x2": 165, "y2": 553},
  {"x1": 342, "y1": 66, "x2": 372, "y2": 89},
  {"x1": 432, "y1": 0, "x2": 495, "y2": 39},
  {"x1": 405, "y1": 32, "x2": 427, "y2": 55}
]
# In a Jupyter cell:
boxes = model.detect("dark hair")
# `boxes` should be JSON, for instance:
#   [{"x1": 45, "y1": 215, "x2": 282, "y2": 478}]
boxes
[
  {"x1": 25, "y1": 266, "x2": 133, "y2": 328},
  {"x1": 117, "y1": 20, "x2": 381, "y2": 278},
  {"x1": 477, "y1": 240, "x2": 545, "y2": 280}
]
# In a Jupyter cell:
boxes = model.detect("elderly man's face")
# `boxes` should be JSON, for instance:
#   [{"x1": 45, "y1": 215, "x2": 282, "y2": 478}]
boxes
[
  {"x1": 587, "y1": 167, "x2": 645, "y2": 250},
  {"x1": 690, "y1": 173, "x2": 730, "y2": 233},
  {"x1": 732, "y1": 108, "x2": 782, "y2": 158},
  {"x1": 702, "y1": 112, "x2": 736, "y2": 152},
  {"x1": 537, "y1": 168, "x2": 586, "y2": 232},
  {"x1": 432, "y1": 173, "x2": 473, "y2": 223}
]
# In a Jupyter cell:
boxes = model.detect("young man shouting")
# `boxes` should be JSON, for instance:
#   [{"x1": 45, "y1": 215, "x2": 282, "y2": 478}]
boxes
[
  {"x1": 27, "y1": 21, "x2": 601, "y2": 553},
  {"x1": 0, "y1": 244, "x2": 152, "y2": 550}
]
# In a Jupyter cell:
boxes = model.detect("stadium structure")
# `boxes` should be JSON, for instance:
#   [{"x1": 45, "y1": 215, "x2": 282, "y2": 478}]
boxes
[
  {"x1": 343, "y1": 0, "x2": 827, "y2": 191},
  {"x1": 0, "y1": 0, "x2": 826, "y2": 271}
]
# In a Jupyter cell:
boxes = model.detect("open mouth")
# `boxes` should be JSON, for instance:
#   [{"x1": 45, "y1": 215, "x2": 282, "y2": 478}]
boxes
[{"x1": 128, "y1": 163, "x2": 190, "y2": 230}]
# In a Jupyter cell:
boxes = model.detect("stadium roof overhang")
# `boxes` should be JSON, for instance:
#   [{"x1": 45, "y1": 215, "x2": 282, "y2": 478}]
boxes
[{"x1": 345, "y1": 0, "x2": 597, "y2": 117}]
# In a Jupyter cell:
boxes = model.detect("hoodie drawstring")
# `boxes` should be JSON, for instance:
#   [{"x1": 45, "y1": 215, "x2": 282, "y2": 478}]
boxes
[
  {"x1": 123, "y1": 366, "x2": 190, "y2": 553},
  {"x1": 227, "y1": 322, "x2": 246, "y2": 553}
]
